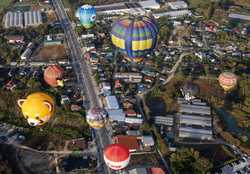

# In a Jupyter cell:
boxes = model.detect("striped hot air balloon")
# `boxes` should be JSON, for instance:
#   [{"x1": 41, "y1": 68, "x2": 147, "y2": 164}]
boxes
[
  {"x1": 111, "y1": 15, "x2": 158, "y2": 63},
  {"x1": 104, "y1": 144, "x2": 130, "y2": 171},
  {"x1": 76, "y1": 5, "x2": 96, "y2": 29},
  {"x1": 218, "y1": 72, "x2": 237, "y2": 92},
  {"x1": 44, "y1": 65, "x2": 64, "y2": 87}
]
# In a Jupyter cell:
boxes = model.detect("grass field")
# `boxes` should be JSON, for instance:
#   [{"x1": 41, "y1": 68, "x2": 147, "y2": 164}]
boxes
[{"x1": 0, "y1": 0, "x2": 13, "y2": 14}]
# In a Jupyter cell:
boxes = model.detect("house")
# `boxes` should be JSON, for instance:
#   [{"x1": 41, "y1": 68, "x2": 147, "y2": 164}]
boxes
[
  {"x1": 205, "y1": 21, "x2": 218, "y2": 33},
  {"x1": 153, "y1": 10, "x2": 192, "y2": 19},
  {"x1": 71, "y1": 104, "x2": 81, "y2": 111},
  {"x1": 114, "y1": 72, "x2": 142, "y2": 83},
  {"x1": 126, "y1": 130, "x2": 141, "y2": 136},
  {"x1": 144, "y1": 76, "x2": 154, "y2": 83},
  {"x1": 154, "y1": 115, "x2": 174, "y2": 126},
  {"x1": 5, "y1": 80, "x2": 17, "y2": 91},
  {"x1": 113, "y1": 135, "x2": 140, "y2": 152},
  {"x1": 141, "y1": 136, "x2": 155, "y2": 147},
  {"x1": 5, "y1": 35, "x2": 25, "y2": 44},
  {"x1": 100, "y1": 82, "x2": 111, "y2": 96},
  {"x1": 168, "y1": 1, "x2": 188, "y2": 10},
  {"x1": 125, "y1": 109, "x2": 137, "y2": 117},
  {"x1": 194, "y1": 51, "x2": 206, "y2": 60},
  {"x1": 141, "y1": 68, "x2": 157, "y2": 77},
  {"x1": 125, "y1": 117, "x2": 143, "y2": 124},
  {"x1": 20, "y1": 48, "x2": 32, "y2": 60},
  {"x1": 81, "y1": 34, "x2": 94, "y2": 39},
  {"x1": 95, "y1": 0, "x2": 160, "y2": 15},
  {"x1": 61, "y1": 95, "x2": 70, "y2": 105},
  {"x1": 128, "y1": 168, "x2": 148, "y2": 174}
]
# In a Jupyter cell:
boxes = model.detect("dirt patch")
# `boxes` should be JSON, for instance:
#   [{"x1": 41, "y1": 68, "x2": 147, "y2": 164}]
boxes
[{"x1": 33, "y1": 45, "x2": 68, "y2": 61}]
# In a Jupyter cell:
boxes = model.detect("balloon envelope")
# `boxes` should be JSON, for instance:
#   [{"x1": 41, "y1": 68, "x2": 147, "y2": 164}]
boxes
[
  {"x1": 18, "y1": 92, "x2": 54, "y2": 127},
  {"x1": 86, "y1": 107, "x2": 106, "y2": 129},
  {"x1": 218, "y1": 72, "x2": 237, "y2": 91},
  {"x1": 111, "y1": 15, "x2": 158, "y2": 62},
  {"x1": 44, "y1": 65, "x2": 64, "y2": 87},
  {"x1": 77, "y1": 5, "x2": 96, "y2": 29},
  {"x1": 104, "y1": 144, "x2": 130, "y2": 170}
]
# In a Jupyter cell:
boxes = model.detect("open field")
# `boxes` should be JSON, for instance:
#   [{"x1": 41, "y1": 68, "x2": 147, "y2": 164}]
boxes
[{"x1": 33, "y1": 45, "x2": 68, "y2": 61}]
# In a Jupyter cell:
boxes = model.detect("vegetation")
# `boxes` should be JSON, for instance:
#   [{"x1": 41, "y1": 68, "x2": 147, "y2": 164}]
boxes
[
  {"x1": 157, "y1": 16, "x2": 172, "y2": 45},
  {"x1": 170, "y1": 148, "x2": 213, "y2": 174},
  {"x1": 0, "y1": 0, "x2": 13, "y2": 14}
]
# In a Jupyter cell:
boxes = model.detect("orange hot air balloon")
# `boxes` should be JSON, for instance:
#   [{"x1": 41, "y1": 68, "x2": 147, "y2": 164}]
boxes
[
  {"x1": 218, "y1": 72, "x2": 237, "y2": 92},
  {"x1": 44, "y1": 65, "x2": 64, "y2": 87},
  {"x1": 104, "y1": 144, "x2": 130, "y2": 171}
]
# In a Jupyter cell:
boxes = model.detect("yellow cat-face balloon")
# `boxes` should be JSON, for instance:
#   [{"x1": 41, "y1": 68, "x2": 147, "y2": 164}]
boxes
[{"x1": 18, "y1": 92, "x2": 54, "y2": 126}]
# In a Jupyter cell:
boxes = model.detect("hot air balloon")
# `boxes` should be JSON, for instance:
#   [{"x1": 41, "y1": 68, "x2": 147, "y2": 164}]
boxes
[
  {"x1": 218, "y1": 72, "x2": 237, "y2": 92},
  {"x1": 111, "y1": 15, "x2": 158, "y2": 63},
  {"x1": 76, "y1": 5, "x2": 96, "y2": 29},
  {"x1": 17, "y1": 92, "x2": 54, "y2": 127},
  {"x1": 86, "y1": 107, "x2": 107, "y2": 129},
  {"x1": 44, "y1": 65, "x2": 64, "y2": 87},
  {"x1": 104, "y1": 144, "x2": 130, "y2": 171}
]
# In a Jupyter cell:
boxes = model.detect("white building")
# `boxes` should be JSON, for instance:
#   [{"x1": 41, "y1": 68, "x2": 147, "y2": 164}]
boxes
[
  {"x1": 105, "y1": 95, "x2": 119, "y2": 110},
  {"x1": 179, "y1": 126, "x2": 213, "y2": 140},
  {"x1": 20, "y1": 48, "x2": 32, "y2": 60},
  {"x1": 141, "y1": 136, "x2": 155, "y2": 147},
  {"x1": 95, "y1": 0, "x2": 160, "y2": 15},
  {"x1": 168, "y1": 1, "x2": 188, "y2": 10},
  {"x1": 153, "y1": 10, "x2": 192, "y2": 19},
  {"x1": 228, "y1": 13, "x2": 250, "y2": 21},
  {"x1": 4, "y1": 10, "x2": 43, "y2": 29},
  {"x1": 125, "y1": 117, "x2": 143, "y2": 124},
  {"x1": 114, "y1": 72, "x2": 142, "y2": 83},
  {"x1": 24, "y1": 10, "x2": 43, "y2": 28}
]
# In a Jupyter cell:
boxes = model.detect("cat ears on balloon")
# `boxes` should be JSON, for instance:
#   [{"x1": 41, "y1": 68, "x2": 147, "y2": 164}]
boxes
[{"x1": 17, "y1": 99, "x2": 53, "y2": 112}]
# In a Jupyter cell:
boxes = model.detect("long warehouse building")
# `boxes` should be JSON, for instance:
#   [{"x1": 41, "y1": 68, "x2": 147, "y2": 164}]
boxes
[
  {"x1": 179, "y1": 114, "x2": 212, "y2": 127},
  {"x1": 179, "y1": 126, "x2": 213, "y2": 141},
  {"x1": 4, "y1": 10, "x2": 43, "y2": 29},
  {"x1": 179, "y1": 104, "x2": 211, "y2": 115},
  {"x1": 4, "y1": 11, "x2": 24, "y2": 28}
]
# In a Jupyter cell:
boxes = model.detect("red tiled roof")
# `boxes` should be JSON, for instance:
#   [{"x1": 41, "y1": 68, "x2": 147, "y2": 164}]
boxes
[{"x1": 113, "y1": 135, "x2": 140, "y2": 151}]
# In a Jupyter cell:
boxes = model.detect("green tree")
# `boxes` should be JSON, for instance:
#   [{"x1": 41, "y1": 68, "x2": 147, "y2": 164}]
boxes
[{"x1": 170, "y1": 148, "x2": 213, "y2": 174}]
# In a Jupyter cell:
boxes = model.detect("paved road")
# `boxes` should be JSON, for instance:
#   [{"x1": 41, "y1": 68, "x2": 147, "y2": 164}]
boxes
[
  {"x1": 51, "y1": 0, "x2": 112, "y2": 173},
  {"x1": 163, "y1": 52, "x2": 191, "y2": 85}
]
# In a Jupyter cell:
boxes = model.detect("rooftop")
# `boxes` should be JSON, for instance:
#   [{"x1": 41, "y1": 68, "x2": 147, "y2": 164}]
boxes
[
  {"x1": 168, "y1": 1, "x2": 188, "y2": 10},
  {"x1": 113, "y1": 135, "x2": 140, "y2": 152}
]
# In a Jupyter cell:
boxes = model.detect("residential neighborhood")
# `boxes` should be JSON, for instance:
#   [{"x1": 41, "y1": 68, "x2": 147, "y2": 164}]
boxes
[{"x1": 0, "y1": 0, "x2": 249, "y2": 174}]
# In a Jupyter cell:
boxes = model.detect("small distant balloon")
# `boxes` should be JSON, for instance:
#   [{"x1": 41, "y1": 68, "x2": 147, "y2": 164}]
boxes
[
  {"x1": 218, "y1": 72, "x2": 237, "y2": 92},
  {"x1": 17, "y1": 92, "x2": 54, "y2": 127},
  {"x1": 76, "y1": 5, "x2": 96, "y2": 29}
]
